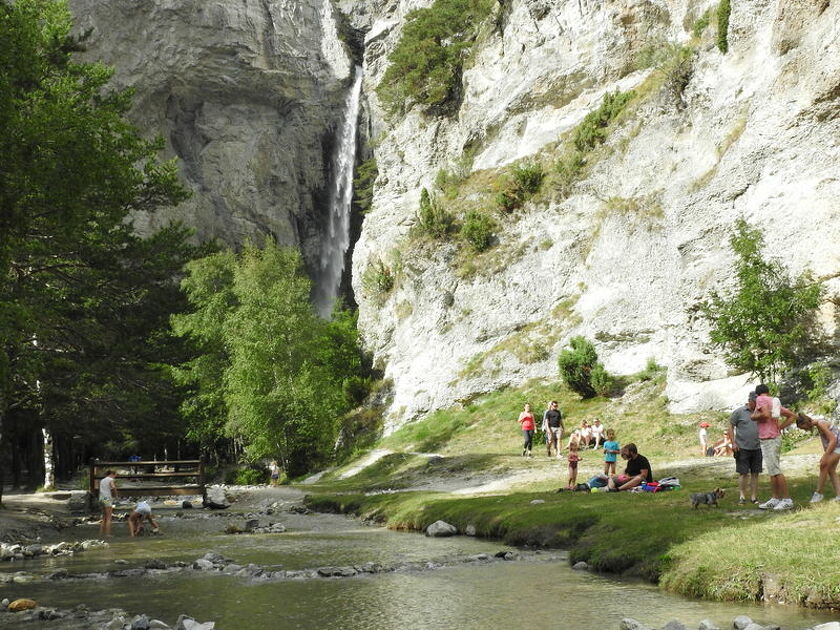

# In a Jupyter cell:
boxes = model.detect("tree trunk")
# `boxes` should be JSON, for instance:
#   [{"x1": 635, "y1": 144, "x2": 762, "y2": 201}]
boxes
[{"x1": 42, "y1": 427, "x2": 55, "y2": 490}]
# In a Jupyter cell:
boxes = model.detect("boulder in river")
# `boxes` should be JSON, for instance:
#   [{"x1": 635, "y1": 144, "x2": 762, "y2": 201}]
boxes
[
  {"x1": 572, "y1": 561, "x2": 589, "y2": 571},
  {"x1": 425, "y1": 520, "x2": 457, "y2": 537},
  {"x1": 698, "y1": 620, "x2": 721, "y2": 630},
  {"x1": 8, "y1": 598, "x2": 37, "y2": 612},
  {"x1": 619, "y1": 619, "x2": 651, "y2": 630},
  {"x1": 174, "y1": 614, "x2": 215, "y2": 630},
  {"x1": 660, "y1": 621, "x2": 686, "y2": 630}
]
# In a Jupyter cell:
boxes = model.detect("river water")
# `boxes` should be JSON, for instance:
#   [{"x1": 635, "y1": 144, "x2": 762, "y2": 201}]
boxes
[{"x1": 1, "y1": 490, "x2": 837, "y2": 629}]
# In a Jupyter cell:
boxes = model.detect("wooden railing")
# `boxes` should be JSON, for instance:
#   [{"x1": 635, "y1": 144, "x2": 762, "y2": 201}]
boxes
[{"x1": 88, "y1": 459, "x2": 206, "y2": 508}]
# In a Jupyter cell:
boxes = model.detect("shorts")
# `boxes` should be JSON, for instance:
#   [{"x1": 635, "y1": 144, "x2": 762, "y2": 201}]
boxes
[
  {"x1": 760, "y1": 437, "x2": 782, "y2": 476},
  {"x1": 568, "y1": 461, "x2": 578, "y2": 469},
  {"x1": 99, "y1": 498, "x2": 112, "y2": 507},
  {"x1": 734, "y1": 448, "x2": 762, "y2": 475},
  {"x1": 546, "y1": 427, "x2": 562, "y2": 441}
]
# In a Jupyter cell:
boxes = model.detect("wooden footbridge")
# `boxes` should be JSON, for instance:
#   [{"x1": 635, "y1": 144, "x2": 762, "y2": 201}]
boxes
[{"x1": 88, "y1": 459, "x2": 206, "y2": 508}]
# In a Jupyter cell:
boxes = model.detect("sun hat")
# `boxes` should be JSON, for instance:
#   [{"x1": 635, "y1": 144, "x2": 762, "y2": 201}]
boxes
[{"x1": 699, "y1": 421, "x2": 710, "y2": 428}]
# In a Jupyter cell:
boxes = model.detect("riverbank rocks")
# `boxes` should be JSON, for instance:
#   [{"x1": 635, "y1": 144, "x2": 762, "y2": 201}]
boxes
[
  {"x1": 661, "y1": 622, "x2": 687, "y2": 630},
  {"x1": 698, "y1": 620, "x2": 720, "y2": 630},
  {"x1": 425, "y1": 520, "x2": 457, "y2": 537},
  {"x1": 8, "y1": 598, "x2": 37, "y2": 612},
  {"x1": 0, "y1": 539, "x2": 108, "y2": 562},
  {"x1": 572, "y1": 561, "x2": 589, "y2": 571},
  {"x1": 620, "y1": 619, "x2": 651, "y2": 630}
]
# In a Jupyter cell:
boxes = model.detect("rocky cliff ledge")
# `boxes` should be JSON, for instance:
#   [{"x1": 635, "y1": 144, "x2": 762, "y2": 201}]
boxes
[
  {"x1": 351, "y1": 0, "x2": 840, "y2": 429},
  {"x1": 69, "y1": 0, "x2": 355, "y2": 269}
]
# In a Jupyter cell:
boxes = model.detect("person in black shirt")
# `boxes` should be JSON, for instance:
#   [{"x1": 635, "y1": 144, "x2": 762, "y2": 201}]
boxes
[
  {"x1": 607, "y1": 443, "x2": 652, "y2": 491},
  {"x1": 542, "y1": 400, "x2": 564, "y2": 458}
]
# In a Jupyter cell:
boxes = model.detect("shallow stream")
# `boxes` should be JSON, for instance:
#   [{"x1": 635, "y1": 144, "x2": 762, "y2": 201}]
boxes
[{"x1": 1, "y1": 489, "x2": 837, "y2": 629}]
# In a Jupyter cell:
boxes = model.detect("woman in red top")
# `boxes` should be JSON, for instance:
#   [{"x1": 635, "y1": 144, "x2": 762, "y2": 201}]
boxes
[{"x1": 518, "y1": 403, "x2": 536, "y2": 457}]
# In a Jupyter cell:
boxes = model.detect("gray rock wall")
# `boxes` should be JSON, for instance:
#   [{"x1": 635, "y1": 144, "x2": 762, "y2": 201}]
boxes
[
  {"x1": 69, "y1": 0, "x2": 354, "y2": 268},
  {"x1": 352, "y1": 0, "x2": 840, "y2": 429}
]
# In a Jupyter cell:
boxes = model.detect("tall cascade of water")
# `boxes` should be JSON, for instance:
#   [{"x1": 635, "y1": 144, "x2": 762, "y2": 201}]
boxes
[{"x1": 314, "y1": 69, "x2": 363, "y2": 318}]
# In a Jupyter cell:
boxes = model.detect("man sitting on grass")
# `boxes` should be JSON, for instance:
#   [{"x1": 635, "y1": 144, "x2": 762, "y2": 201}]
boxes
[{"x1": 606, "y1": 443, "x2": 652, "y2": 491}]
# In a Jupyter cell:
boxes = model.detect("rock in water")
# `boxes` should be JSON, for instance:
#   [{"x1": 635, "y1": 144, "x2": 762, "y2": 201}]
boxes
[
  {"x1": 733, "y1": 617, "x2": 755, "y2": 630},
  {"x1": 619, "y1": 620, "x2": 651, "y2": 630},
  {"x1": 8, "y1": 598, "x2": 37, "y2": 612},
  {"x1": 425, "y1": 520, "x2": 457, "y2": 537}
]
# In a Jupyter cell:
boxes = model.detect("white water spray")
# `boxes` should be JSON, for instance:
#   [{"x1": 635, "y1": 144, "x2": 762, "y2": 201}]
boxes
[{"x1": 314, "y1": 69, "x2": 363, "y2": 318}]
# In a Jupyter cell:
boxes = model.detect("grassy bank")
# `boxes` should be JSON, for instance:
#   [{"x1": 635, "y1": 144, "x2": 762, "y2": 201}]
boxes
[
  {"x1": 303, "y1": 376, "x2": 838, "y2": 609},
  {"x1": 305, "y1": 476, "x2": 840, "y2": 608}
]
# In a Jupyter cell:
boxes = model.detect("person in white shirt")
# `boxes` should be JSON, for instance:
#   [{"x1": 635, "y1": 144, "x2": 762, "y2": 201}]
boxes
[
  {"x1": 127, "y1": 501, "x2": 161, "y2": 537},
  {"x1": 98, "y1": 470, "x2": 118, "y2": 536}
]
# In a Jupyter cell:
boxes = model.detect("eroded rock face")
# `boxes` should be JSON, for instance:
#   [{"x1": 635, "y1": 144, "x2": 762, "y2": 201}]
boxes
[
  {"x1": 69, "y1": 0, "x2": 354, "y2": 270},
  {"x1": 352, "y1": 0, "x2": 840, "y2": 428}
]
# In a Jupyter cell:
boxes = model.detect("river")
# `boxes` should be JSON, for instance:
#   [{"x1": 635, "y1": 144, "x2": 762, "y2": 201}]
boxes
[{"x1": 1, "y1": 488, "x2": 836, "y2": 629}]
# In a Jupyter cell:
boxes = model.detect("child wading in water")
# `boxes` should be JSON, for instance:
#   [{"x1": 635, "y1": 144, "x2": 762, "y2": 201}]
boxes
[
  {"x1": 796, "y1": 413, "x2": 840, "y2": 503},
  {"x1": 602, "y1": 429, "x2": 620, "y2": 475},
  {"x1": 567, "y1": 442, "x2": 581, "y2": 488}
]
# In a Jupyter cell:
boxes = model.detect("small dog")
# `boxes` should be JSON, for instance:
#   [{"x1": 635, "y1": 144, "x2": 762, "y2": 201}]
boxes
[{"x1": 690, "y1": 488, "x2": 725, "y2": 509}]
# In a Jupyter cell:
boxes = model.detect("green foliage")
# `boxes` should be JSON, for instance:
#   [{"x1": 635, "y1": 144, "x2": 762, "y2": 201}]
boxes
[
  {"x1": 0, "y1": 0, "x2": 198, "y2": 472},
  {"x1": 172, "y1": 241, "x2": 365, "y2": 476},
  {"x1": 496, "y1": 162, "x2": 545, "y2": 212},
  {"x1": 552, "y1": 150, "x2": 586, "y2": 198},
  {"x1": 638, "y1": 358, "x2": 665, "y2": 382},
  {"x1": 376, "y1": 0, "x2": 495, "y2": 116},
  {"x1": 691, "y1": 7, "x2": 714, "y2": 39},
  {"x1": 590, "y1": 364, "x2": 615, "y2": 397},
  {"x1": 557, "y1": 336, "x2": 612, "y2": 399},
  {"x1": 699, "y1": 219, "x2": 825, "y2": 383},
  {"x1": 361, "y1": 258, "x2": 396, "y2": 302},
  {"x1": 460, "y1": 211, "x2": 496, "y2": 252},
  {"x1": 416, "y1": 188, "x2": 455, "y2": 238},
  {"x1": 225, "y1": 467, "x2": 268, "y2": 485},
  {"x1": 573, "y1": 91, "x2": 635, "y2": 153},
  {"x1": 717, "y1": 0, "x2": 731, "y2": 53},
  {"x1": 353, "y1": 158, "x2": 378, "y2": 214}
]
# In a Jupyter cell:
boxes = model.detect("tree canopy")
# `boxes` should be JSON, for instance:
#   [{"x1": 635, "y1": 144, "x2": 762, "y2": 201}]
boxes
[
  {"x1": 0, "y1": 0, "x2": 199, "y2": 484},
  {"x1": 699, "y1": 219, "x2": 825, "y2": 382},
  {"x1": 172, "y1": 242, "x2": 366, "y2": 476}
]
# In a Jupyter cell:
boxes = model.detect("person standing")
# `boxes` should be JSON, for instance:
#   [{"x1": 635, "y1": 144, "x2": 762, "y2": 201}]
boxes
[
  {"x1": 752, "y1": 383, "x2": 797, "y2": 510},
  {"x1": 542, "y1": 400, "x2": 564, "y2": 458},
  {"x1": 796, "y1": 413, "x2": 840, "y2": 503},
  {"x1": 699, "y1": 422, "x2": 710, "y2": 456},
  {"x1": 99, "y1": 470, "x2": 118, "y2": 536},
  {"x1": 602, "y1": 428, "x2": 620, "y2": 475},
  {"x1": 269, "y1": 460, "x2": 280, "y2": 486},
  {"x1": 567, "y1": 442, "x2": 581, "y2": 489},
  {"x1": 728, "y1": 392, "x2": 762, "y2": 505},
  {"x1": 518, "y1": 403, "x2": 536, "y2": 457}
]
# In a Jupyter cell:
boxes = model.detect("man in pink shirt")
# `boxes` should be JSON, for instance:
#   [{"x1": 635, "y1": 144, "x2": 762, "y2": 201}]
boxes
[{"x1": 751, "y1": 383, "x2": 797, "y2": 510}]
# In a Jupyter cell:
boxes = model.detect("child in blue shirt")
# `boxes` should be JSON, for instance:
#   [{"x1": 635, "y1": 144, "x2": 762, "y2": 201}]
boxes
[{"x1": 603, "y1": 429, "x2": 620, "y2": 475}]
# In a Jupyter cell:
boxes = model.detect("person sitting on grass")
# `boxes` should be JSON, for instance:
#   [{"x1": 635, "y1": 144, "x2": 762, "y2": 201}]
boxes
[
  {"x1": 579, "y1": 420, "x2": 593, "y2": 448},
  {"x1": 127, "y1": 501, "x2": 161, "y2": 537},
  {"x1": 591, "y1": 419, "x2": 606, "y2": 449},
  {"x1": 796, "y1": 413, "x2": 840, "y2": 503},
  {"x1": 712, "y1": 433, "x2": 734, "y2": 457},
  {"x1": 606, "y1": 443, "x2": 652, "y2": 491},
  {"x1": 564, "y1": 429, "x2": 583, "y2": 452},
  {"x1": 567, "y1": 442, "x2": 582, "y2": 489}
]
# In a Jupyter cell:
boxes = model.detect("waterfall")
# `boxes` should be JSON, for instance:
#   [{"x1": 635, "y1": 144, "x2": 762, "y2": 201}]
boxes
[{"x1": 314, "y1": 69, "x2": 363, "y2": 318}]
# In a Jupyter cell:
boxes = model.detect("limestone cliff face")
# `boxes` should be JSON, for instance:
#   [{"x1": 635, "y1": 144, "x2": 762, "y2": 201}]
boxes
[
  {"x1": 69, "y1": 0, "x2": 354, "y2": 267},
  {"x1": 352, "y1": 0, "x2": 840, "y2": 428}
]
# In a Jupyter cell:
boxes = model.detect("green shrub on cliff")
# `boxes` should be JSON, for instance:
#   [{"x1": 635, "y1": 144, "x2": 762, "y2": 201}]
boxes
[
  {"x1": 717, "y1": 0, "x2": 731, "y2": 53},
  {"x1": 496, "y1": 161, "x2": 545, "y2": 212},
  {"x1": 417, "y1": 188, "x2": 455, "y2": 238},
  {"x1": 558, "y1": 336, "x2": 614, "y2": 399},
  {"x1": 376, "y1": 0, "x2": 495, "y2": 116},
  {"x1": 461, "y1": 211, "x2": 496, "y2": 252},
  {"x1": 573, "y1": 91, "x2": 635, "y2": 152}
]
